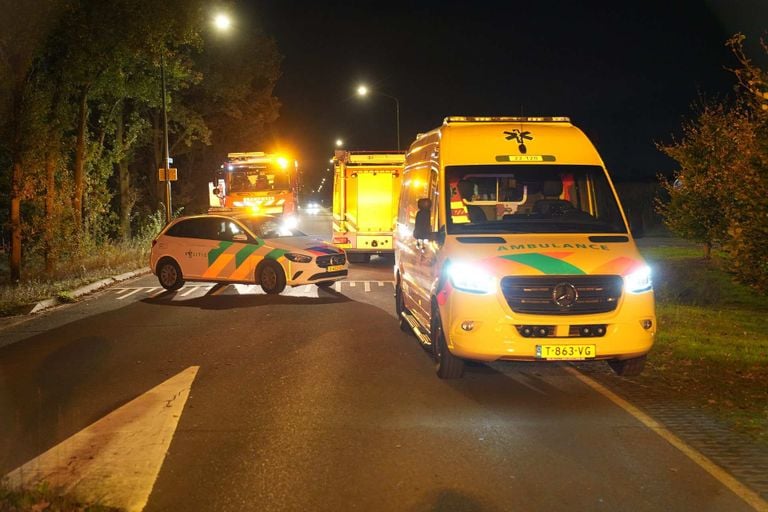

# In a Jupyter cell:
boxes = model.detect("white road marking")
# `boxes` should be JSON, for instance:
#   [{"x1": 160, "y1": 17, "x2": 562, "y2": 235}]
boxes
[
  {"x1": 180, "y1": 286, "x2": 201, "y2": 297},
  {"x1": 349, "y1": 281, "x2": 356, "y2": 287},
  {"x1": 364, "y1": 281, "x2": 371, "y2": 292},
  {"x1": 116, "y1": 288, "x2": 144, "y2": 300},
  {"x1": 334, "y1": 281, "x2": 341, "y2": 292},
  {"x1": 566, "y1": 367, "x2": 768, "y2": 512},
  {"x1": 5, "y1": 366, "x2": 200, "y2": 512}
]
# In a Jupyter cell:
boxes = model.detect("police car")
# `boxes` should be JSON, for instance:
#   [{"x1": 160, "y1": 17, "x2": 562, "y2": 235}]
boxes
[{"x1": 150, "y1": 213, "x2": 348, "y2": 293}]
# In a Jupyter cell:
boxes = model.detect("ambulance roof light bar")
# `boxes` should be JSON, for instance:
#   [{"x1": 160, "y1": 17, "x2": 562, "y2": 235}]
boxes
[{"x1": 444, "y1": 116, "x2": 571, "y2": 124}]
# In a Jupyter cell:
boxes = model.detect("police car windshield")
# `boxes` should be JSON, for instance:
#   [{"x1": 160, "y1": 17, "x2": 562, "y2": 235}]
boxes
[
  {"x1": 444, "y1": 165, "x2": 627, "y2": 234},
  {"x1": 239, "y1": 217, "x2": 305, "y2": 239}
]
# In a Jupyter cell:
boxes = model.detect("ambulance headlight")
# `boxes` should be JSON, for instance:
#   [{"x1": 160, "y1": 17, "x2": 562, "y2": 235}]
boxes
[
  {"x1": 448, "y1": 263, "x2": 495, "y2": 294},
  {"x1": 624, "y1": 265, "x2": 652, "y2": 293},
  {"x1": 285, "y1": 253, "x2": 312, "y2": 263}
]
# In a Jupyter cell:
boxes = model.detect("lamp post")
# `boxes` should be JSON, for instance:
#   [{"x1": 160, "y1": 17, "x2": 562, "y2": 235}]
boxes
[
  {"x1": 160, "y1": 13, "x2": 232, "y2": 224},
  {"x1": 161, "y1": 52, "x2": 172, "y2": 224},
  {"x1": 356, "y1": 84, "x2": 400, "y2": 150}
]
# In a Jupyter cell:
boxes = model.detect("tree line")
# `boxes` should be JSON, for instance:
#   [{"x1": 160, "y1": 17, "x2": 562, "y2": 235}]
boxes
[
  {"x1": 658, "y1": 35, "x2": 768, "y2": 291},
  {"x1": 0, "y1": 0, "x2": 281, "y2": 283}
]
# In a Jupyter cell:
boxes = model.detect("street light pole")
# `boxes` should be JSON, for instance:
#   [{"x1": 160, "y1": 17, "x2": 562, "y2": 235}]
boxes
[
  {"x1": 160, "y1": 52, "x2": 172, "y2": 224},
  {"x1": 380, "y1": 93, "x2": 400, "y2": 151},
  {"x1": 356, "y1": 85, "x2": 400, "y2": 150}
]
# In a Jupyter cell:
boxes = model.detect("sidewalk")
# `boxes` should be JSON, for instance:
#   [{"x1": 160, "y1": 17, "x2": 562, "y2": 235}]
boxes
[{"x1": 574, "y1": 362, "x2": 768, "y2": 504}]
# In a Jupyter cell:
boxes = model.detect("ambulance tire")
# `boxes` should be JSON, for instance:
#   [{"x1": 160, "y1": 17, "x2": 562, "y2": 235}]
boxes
[
  {"x1": 258, "y1": 261, "x2": 286, "y2": 294},
  {"x1": 608, "y1": 355, "x2": 647, "y2": 377},
  {"x1": 431, "y1": 305, "x2": 464, "y2": 379},
  {"x1": 395, "y1": 280, "x2": 411, "y2": 333},
  {"x1": 157, "y1": 258, "x2": 184, "y2": 291}
]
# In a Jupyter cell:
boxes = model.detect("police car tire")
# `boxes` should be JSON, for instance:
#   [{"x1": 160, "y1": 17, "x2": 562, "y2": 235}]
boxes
[
  {"x1": 431, "y1": 306, "x2": 464, "y2": 379},
  {"x1": 259, "y1": 261, "x2": 286, "y2": 294},
  {"x1": 157, "y1": 259, "x2": 184, "y2": 291},
  {"x1": 608, "y1": 355, "x2": 647, "y2": 377}
]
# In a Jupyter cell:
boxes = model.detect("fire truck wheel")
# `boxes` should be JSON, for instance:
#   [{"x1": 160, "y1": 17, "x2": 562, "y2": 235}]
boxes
[
  {"x1": 431, "y1": 304, "x2": 464, "y2": 379},
  {"x1": 258, "y1": 261, "x2": 286, "y2": 294},
  {"x1": 157, "y1": 259, "x2": 184, "y2": 291}
]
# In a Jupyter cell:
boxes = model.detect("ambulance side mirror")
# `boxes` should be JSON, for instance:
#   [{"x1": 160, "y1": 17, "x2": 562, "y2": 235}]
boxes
[{"x1": 413, "y1": 198, "x2": 432, "y2": 240}]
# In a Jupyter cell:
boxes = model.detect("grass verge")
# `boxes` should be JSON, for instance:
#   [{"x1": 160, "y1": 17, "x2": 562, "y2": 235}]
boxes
[
  {"x1": 639, "y1": 244, "x2": 768, "y2": 444},
  {"x1": 0, "y1": 481, "x2": 122, "y2": 512},
  {"x1": 0, "y1": 243, "x2": 150, "y2": 317}
]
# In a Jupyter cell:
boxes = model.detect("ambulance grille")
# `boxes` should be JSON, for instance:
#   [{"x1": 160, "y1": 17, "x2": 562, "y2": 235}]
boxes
[
  {"x1": 500, "y1": 276, "x2": 623, "y2": 315},
  {"x1": 317, "y1": 254, "x2": 346, "y2": 267}
]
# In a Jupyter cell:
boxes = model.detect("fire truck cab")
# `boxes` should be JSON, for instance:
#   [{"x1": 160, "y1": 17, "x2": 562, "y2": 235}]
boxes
[{"x1": 210, "y1": 152, "x2": 299, "y2": 219}]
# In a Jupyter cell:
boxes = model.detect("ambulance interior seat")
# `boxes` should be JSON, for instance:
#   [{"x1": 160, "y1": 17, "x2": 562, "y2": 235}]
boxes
[
  {"x1": 457, "y1": 180, "x2": 487, "y2": 222},
  {"x1": 533, "y1": 179, "x2": 574, "y2": 216}
]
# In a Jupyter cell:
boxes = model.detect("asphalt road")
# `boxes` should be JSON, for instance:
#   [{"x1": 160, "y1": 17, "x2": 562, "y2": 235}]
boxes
[{"x1": 0, "y1": 212, "x2": 760, "y2": 511}]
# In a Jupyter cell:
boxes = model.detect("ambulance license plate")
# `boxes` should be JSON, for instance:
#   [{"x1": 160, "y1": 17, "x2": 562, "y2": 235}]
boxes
[
  {"x1": 326, "y1": 265, "x2": 344, "y2": 272},
  {"x1": 536, "y1": 344, "x2": 596, "y2": 360}
]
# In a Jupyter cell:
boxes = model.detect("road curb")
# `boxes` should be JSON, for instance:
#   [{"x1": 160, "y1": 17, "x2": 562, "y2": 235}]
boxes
[{"x1": 29, "y1": 267, "x2": 151, "y2": 315}]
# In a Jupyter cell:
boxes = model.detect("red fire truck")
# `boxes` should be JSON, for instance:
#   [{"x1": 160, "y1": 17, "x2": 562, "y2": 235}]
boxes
[{"x1": 209, "y1": 152, "x2": 300, "y2": 218}]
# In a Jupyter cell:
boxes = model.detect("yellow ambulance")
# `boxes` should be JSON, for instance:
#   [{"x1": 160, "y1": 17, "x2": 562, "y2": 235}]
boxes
[{"x1": 394, "y1": 116, "x2": 655, "y2": 379}]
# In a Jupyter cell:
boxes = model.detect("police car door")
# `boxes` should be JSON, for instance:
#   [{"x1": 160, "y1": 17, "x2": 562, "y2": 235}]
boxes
[{"x1": 179, "y1": 217, "x2": 222, "y2": 280}]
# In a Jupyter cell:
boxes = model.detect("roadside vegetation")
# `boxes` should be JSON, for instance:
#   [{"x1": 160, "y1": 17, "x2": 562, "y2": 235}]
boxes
[
  {"x1": 639, "y1": 244, "x2": 768, "y2": 444},
  {"x1": 0, "y1": 481, "x2": 121, "y2": 512}
]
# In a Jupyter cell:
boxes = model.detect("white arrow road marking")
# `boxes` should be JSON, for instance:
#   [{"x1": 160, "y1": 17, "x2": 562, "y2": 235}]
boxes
[{"x1": 5, "y1": 366, "x2": 199, "y2": 512}]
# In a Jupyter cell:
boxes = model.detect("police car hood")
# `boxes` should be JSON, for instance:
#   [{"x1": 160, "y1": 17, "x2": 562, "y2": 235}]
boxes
[
  {"x1": 269, "y1": 236, "x2": 343, "y2": 254},
  {"x1": 446, "y1": 234, "x2": 647, "y2": 277}
]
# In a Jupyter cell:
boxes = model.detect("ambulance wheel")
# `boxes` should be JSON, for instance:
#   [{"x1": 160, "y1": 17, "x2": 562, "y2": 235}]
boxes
[
  {"x1": 395, "y1": 281, "x2": 411, "y2": 333},
  {"x1": 431, "y1": 306, "x2": 464, "y2": 379},
  {"x1": 259, "y1": 261, "x2": 286, "y2": 294},
  {"x1": 157, "y1": 258, "x2": 184, "y2": 291},
  {"x1": 608, "y1": 355, "x2": 647, "y2": 377}
]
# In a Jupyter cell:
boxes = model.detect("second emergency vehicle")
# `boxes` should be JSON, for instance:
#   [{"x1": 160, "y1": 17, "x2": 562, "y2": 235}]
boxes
[
  {"x1": 210, "y1": 152, "x2": 300, "y2": 220},
  {"x1": 331, "y1": 150, "x2": 405, "y2": 262}
]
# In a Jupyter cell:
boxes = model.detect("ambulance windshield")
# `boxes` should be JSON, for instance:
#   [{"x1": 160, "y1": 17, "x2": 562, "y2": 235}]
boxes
[{"x1": 444, "y1": 165, "x2": 627, "y2": 234}]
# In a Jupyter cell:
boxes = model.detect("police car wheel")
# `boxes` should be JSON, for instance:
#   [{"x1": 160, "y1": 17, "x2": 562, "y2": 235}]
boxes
[
  {"x1": 431, "y1": 306, "x2": 464, "y2": 379},
  {"x1": 157, "y1": 259, "x2": 184, "y2": 291},
  {"x1": 259, "y1": 261, "x2": 286, "y2": 294}
]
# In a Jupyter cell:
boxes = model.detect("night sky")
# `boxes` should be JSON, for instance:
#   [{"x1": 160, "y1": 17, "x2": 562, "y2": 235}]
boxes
[{"x1": 246, "y1": 1, "x2": 767, "y2": 194}]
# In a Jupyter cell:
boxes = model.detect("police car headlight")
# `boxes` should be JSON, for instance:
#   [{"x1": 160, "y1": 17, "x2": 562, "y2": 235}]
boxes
[
  {"x1": 282, "y1": 215, "x2": 299, "y2": 230},
  {"x1": 624, "y1": 265, "x2": 652, "y2": 293},
  {"x1": 285, "y1": 253, "x2": 312, "y2": 263},
  {"x1": 448, "y1": 263, "x2": 495, "y2": 294}
]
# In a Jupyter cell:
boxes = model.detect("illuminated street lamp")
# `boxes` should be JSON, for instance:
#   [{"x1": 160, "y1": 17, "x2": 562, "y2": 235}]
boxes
[
  {"x1": 161, "y1": 13, "x2": 232, "y2": 224},
  {"x1": 356, "y1": 83, "x2": 400, "y2": 150},
  {"x1": 335, "y1": 138, "x2": 344, "y2": 147},
  {"x1": 213, "y1": 13, "x2": 232, "y2": 31}
]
